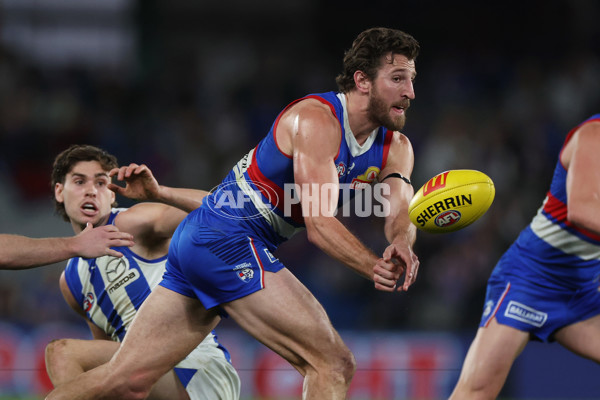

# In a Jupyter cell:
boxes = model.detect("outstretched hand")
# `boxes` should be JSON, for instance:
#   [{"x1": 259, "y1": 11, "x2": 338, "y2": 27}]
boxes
[
  {"x1": 373, "y1": 242, "x2": 419, "y2": 292},
  {"x1": 108, "y1": 163, "x2": 161, "y2": 201},
  {"x1": 73, "y1": 223, "x2": 134, "y2": 258}
]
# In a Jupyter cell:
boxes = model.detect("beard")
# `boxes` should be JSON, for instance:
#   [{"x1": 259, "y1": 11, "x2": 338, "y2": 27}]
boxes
[{"x1": 367, "y1": 91, "x2": 409, "y2": 131}]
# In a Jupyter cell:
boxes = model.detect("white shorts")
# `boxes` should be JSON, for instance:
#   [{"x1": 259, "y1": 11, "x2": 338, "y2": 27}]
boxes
[{"x1": 175, "y1": 334, "x2": 241, "y2": 399}]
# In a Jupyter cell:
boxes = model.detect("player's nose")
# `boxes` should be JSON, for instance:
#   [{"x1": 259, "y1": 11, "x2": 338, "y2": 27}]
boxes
[
  {"x1": 404, "y1": 81, "x2": 415, "y2": 100},
  {"x1": 84, "y1": 183, "x2": 98, "y2": 196}
]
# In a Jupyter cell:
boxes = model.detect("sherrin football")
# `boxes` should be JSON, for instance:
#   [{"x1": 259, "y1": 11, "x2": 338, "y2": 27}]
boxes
[{"x1": 408, "y1": 169, "x2": 495, "y2": 233}]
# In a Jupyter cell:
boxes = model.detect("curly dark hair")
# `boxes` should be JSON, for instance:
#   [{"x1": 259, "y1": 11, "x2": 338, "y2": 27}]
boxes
[
  {"x1": 51, "y1": 144, "x2": 119, "y2": 221},
  {"x1": 335, "y1": 27, "x2": 420, "y2": 93}
]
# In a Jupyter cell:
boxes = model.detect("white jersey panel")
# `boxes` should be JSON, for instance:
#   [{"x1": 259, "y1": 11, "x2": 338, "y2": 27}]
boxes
[{"x1": 64, "y1": 209, "x2": 240, "y2": 399}]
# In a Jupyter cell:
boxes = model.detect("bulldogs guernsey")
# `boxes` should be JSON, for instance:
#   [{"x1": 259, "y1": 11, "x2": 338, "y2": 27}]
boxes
[
  {"x1": 64, "y1": 209, "x2": 240, "y2": 398},
  {"x1": 200, "y1": 91, "x2": 394, "y2": 249},
  {"x1": 493, "y1": 114, "x2": 600, "y2": 286},
  {"x1": 481, "y1": 114, "x2": 600, "y2": 340}
]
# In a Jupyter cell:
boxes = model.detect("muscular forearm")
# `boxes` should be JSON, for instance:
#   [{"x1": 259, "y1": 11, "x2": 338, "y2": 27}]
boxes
[
  {"x1": 0, "y1": 235, "x2": 75, "y2": 270},
  {"x1": 385, "y1": 214, "x2": 417, "y2": 247},
  {"x1": 305, "y1": 216, "x2": 378, "y2": 280}
]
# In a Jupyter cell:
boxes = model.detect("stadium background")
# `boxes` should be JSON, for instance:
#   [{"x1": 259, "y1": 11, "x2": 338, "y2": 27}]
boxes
[{"x1": 0, "y1": 0, "x2": 599, "y2": 398}]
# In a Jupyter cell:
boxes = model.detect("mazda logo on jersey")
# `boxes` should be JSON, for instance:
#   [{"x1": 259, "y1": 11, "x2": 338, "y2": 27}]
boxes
[
  {"x1": 108, "y1": 269, "x2": 140, "y2": 294},
  {"x1": 105, "y1": 257, "x2": 128, "y2": 282}
]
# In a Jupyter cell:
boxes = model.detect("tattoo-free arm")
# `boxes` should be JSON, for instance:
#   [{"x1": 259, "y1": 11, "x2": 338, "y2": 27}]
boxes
[
  {"x1": 108, "y1": 163, "x2": 209, "y2": 244},
  {"x1": 291, "y1": 101, "x2": 395, "y2": 283},
  {"x1": 377, "y1": 132, "x2": 420, "y2": 291},
  {"x1": 109, "y1": 163, "x2": 208, "y2": 213},
  {"x1": 565, "y1": 121, "x2": 600, "y2": 235},
  {"x1": 0, "y1": 224, "x2": 134, "y2": 270}
]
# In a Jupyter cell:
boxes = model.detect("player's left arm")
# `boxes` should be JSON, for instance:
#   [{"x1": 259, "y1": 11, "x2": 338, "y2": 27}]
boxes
[
  {"x1": 108, "y1": 163, "x2": 209, "y2": 240},
  {"x1": 376, "y1": 131, "x2": 420, "y2": 291},
  {"x1": 291, "y1": 101, "x2": 400, "y2": 289},
  {"x1": 564, "y1": 121, "x2": 600, "y2": 234}
]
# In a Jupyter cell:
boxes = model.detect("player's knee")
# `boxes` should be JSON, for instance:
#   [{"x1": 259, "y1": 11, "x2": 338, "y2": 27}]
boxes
[
  {"x1": 45, "y1": 338, "x2": 78, "y2": 386},
  {"x1": 333, "y1": 351, "x2": 356, "y2": 386},
  {"x1": 451, "y1": 374, "x2": 496, "y2": 400},
  {"x1": 45, "y1": 339, "x2": 70, "y2": 369},
  {"x1": 320, "y1": 342, "x2": 356, "y2": 384},
  {"x1": 336, "y1": 346, "x2": 357, "y2": 382}
]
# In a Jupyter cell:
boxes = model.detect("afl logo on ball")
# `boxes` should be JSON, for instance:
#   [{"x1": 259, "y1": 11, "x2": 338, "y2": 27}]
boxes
[{"x1": 435, "y1": 210, "x2": 461, "y2": 227}]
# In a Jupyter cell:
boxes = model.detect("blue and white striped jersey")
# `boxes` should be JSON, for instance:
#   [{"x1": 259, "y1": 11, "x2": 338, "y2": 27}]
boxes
[{"x1": 63, "y1": 209, "x2": 240, "y2": 398}]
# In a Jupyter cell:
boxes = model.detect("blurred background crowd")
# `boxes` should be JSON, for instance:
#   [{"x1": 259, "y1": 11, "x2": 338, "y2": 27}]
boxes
[{"x1": 0, "y1": 0, "x2": 599, "y2": 348}]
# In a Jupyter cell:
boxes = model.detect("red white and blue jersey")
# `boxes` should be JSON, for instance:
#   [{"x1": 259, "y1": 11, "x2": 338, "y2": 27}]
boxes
[
  {"x1": 501, "y1": 114, "x2": 600, "y2": 286},
  {"x1": 200, "y1": 91, "x2": 394, "y2": 249},
  {"x1": 480, "y1": 114, "x2": 600, "y2": 341}
]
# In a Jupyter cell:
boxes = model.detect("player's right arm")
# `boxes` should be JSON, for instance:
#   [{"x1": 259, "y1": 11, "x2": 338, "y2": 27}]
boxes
[
  {"x1": 286, "y1": 100, "x2": 401, "y2": 287},
  {"x1": 0, "y1": 224, "x2": 134, "y2": 270},
  {"x1": 59, "y1": 271, "x2": 111, "y2": 340},
  {"x1": 109, "y1": 163, "x2": 208, "y2": 243},
  {"x1": 108, "y1": 163, "x2": 208, "y2": 213},
  {"x1": 563, "y1": 121, "x2": 600, "y2": 235}
]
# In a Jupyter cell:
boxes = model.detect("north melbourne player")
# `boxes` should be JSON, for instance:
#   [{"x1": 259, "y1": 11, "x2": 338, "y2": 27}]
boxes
[{"x1": 44, "y1": 145, "x2": 240, "y2": 399}]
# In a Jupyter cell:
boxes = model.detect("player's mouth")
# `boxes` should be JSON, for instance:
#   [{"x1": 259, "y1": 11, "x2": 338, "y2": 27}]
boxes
[
  {"x1": 392, "y1": 106, "x2": 405, "y2": 115},
  {"x1": 81, "y1": 202, "x2": 99, "y2": 216},
  {"x1": 392, "y1": 101, "x2": 409, "y2": 115}
]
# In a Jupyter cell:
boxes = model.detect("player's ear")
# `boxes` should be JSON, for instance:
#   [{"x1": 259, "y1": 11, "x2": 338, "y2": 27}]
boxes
[
  {"x1": 55, "y1": 182, "x2": 64, "y2": 203},
  {"x1": 353, "y1": 70, "x2": 371, "y2": 93}
]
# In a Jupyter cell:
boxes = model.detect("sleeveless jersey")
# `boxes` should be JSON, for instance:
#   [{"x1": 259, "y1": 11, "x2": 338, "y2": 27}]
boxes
[
  {"x1": 199, "y1": 91, "x2": 394, "y2": 249},
  {"x1": 63, "y1": 209, "x2": 237, "y2": 392},
  {"x1": 497, "y1": 114, "x2": 600, "y2": 287},
  {"x1": 479, "y1": 114, "x2": 600, "y2": 341}
]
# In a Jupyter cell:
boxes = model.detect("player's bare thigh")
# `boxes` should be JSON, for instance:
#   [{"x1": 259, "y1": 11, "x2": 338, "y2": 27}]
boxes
[
  {"x1": 222, "y1": 268, "x2": 349, "y2": 372},
  {"x1": 555, "y1": 314, "x2": 600, "y2": 362},
  {"x1": 109, "y1": 287, "x2": 220, "y2": 386},
  {"x1": 451, "y1": 319, "x2": 529, "y2": 399}
]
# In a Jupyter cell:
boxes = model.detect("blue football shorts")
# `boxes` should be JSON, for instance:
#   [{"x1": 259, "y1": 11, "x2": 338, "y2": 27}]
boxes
[
  {"x1": 480, "y1": 252, "x2": 600, "y2": 342},
  {"x1": 160, "y1": 218, "x2": 285, "y2": 310}
]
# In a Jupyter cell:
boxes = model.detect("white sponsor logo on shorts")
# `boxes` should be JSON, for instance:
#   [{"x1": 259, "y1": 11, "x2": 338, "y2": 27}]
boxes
[
  {"x1": 233, "y1": 262, "x2": 252, "y2": 271},
  {"x1": 504, "y1": 300, "x2": 547, "y2": 327}
]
